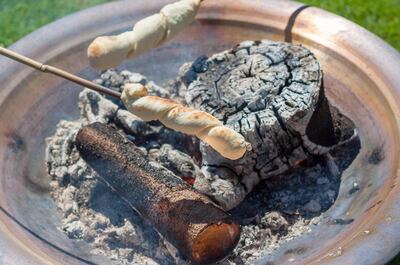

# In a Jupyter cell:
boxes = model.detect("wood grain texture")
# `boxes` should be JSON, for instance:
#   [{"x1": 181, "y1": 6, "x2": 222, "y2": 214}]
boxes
[{"x1": 174, "y1": 40, "x2": 354, "y2": 209}]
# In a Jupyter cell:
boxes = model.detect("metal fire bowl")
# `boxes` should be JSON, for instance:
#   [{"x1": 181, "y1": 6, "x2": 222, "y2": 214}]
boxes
[{"x1": 0, "y1": 0, "x2": 399, "y2": 264}]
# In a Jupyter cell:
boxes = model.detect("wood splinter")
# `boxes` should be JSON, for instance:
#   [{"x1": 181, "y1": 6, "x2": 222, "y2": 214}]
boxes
[{"x1": 75, "y1": 122, "x2": 240, "y2": 265}]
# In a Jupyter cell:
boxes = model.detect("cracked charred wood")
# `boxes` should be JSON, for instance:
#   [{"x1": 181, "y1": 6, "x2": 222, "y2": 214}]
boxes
[
  {"x1": 177, "y1": 40, "x2": 356, "y2": 210},
  {"x1": 75, "y1": 123, "x2": 240, "y2": 265}
]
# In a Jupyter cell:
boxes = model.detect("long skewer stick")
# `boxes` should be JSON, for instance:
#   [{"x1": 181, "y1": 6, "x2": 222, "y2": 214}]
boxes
[
  {"x1": 0, "y1": 47, "x2": 251, "y2": 160},
  {"x1": 0, "y1": 47, "x2": 122, "y2": 99}
]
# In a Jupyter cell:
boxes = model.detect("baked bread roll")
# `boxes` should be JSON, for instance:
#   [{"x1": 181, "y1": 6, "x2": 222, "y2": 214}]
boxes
[{"x1": 121, "y1": 83, "x2": 251, "y2": 160}]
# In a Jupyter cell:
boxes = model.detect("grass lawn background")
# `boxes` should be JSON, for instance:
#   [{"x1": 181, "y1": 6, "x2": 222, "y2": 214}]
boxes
[{"x1": 0, "y1": 0, "x2": 399, "y2": 264}]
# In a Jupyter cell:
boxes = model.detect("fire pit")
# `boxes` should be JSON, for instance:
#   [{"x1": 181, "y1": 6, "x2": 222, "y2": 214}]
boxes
[{"x1": 0, "y1": 0, "x2": 399, "y2": 265}]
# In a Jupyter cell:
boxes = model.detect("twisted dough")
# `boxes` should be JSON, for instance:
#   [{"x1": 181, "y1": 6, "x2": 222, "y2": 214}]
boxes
[
  {"x1": 88, "y1": 0, "x2": 202, "y2": 70},
  {"x1": 121, "y1": 83, "x2": 252, "y2": 160}
]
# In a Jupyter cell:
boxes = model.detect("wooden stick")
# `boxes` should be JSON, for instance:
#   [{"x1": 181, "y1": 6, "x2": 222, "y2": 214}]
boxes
[
  {"x1": 0, "y1": 47, "x2": 121, "y2": 99},
  {"x1": 0, "y1": 47, "x2": 252, "y2": 161},
  {"x1": 75, "y1": 122, "x2": 241, "y2": 265}
]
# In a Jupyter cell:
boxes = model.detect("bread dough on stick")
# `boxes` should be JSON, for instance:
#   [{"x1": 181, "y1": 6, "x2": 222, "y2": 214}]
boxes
[
  {"x1": 86, "y1": 32, "x2": 137, "y2": 71},
  {"x1": 161, "y1": 0, "x2": 201, "y2": 40},
  {"x1": 121, "y1": 83, "x2": 251, "y2": 160},
  {"x1": 129, "y1": 14, "x2": 167, "y2": 57},
  {"x1": 88, "y1": 0, "x2": 202, "y2": 70}
]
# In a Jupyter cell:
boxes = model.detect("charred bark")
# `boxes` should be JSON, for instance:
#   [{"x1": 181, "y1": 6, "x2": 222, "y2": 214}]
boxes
[
  {"x1": 176, "y1": 40, "x2": 356, "y2": 209},
  {"x1": 75, "y1": 123, "x2": 240, "y2": 265}
]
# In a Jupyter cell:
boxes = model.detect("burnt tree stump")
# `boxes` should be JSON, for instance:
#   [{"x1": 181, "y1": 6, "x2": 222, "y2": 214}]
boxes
[{"x1": 174, "y1": 40, "x2": 354, "y2": 210}]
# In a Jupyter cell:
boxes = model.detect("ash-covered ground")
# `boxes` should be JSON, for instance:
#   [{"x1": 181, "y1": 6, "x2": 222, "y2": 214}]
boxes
[{"x1": 46, "y1": 69, "x2": 359, "y2": 265}]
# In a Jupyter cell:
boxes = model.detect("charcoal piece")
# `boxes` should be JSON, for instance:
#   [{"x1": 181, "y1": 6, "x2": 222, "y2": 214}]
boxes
[
  {"x1": 114, "y1": 109, "x2": 156, "y2": 137},
  {"x1": 178, "y1": 40, "x2": 355, "y2": 209},
  {"x1": 158, "y1": 144, "x2": 202, "y2": 179}
]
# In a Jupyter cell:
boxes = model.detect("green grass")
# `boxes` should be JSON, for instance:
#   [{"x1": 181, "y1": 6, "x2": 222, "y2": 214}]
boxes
[
  {"x1": 0, "y1": 0, "x2": 399, "y2": 264},
  {"x1": 0, "y1": 0, "x2": 398, "y2": 50},
  {"x1": 0, "y1": 0, "x2": 109, "y2": 47},
  {"x1": 300, "y1": 0, "x2": 400, "y2": 51}
]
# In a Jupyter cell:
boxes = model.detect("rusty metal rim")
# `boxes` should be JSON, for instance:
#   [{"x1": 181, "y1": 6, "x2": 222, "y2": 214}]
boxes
[
  {"x1": 0, "y1": 0, "x2": 398, "y2": 264},
  {"x1": 0, "y1": 206, "x2": 96, "y2": 265},
  {"x1": 289, "y1": 6, "x2": 400, "y2": 265},
  {"x1": 199, "y1": 3, "x2": 400, "y2": 264}
]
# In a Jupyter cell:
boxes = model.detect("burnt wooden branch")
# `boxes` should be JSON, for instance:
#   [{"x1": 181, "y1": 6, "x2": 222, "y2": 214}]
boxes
[
  {"x1": 75, "y1": 123, "x2": 240, "y2": 265},
  {"x1": 176, "y1": 40, "x2": 356, "y2": 209}
]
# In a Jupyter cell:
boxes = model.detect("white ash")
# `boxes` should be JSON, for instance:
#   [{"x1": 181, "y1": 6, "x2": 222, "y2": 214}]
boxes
[
  {"x1": 47, "y1": 73, "x2": 182, "y2": 265},
  {"x1": 47, "y1": 69, "x2": 359, "y2": 265}
]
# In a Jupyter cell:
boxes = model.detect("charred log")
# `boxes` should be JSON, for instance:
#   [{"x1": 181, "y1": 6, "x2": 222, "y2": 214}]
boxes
[
  {"x1": 75, "y1": 123, "x2": 240, "y2": 265},
  {"x1": 176, "y1": 40, "x2": 356, "y2": 209}
]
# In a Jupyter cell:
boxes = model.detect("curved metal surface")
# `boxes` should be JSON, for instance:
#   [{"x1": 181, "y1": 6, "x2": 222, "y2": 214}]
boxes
[{"x1": 0, "y1": 0, "x2": 399, "y2": 264}]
